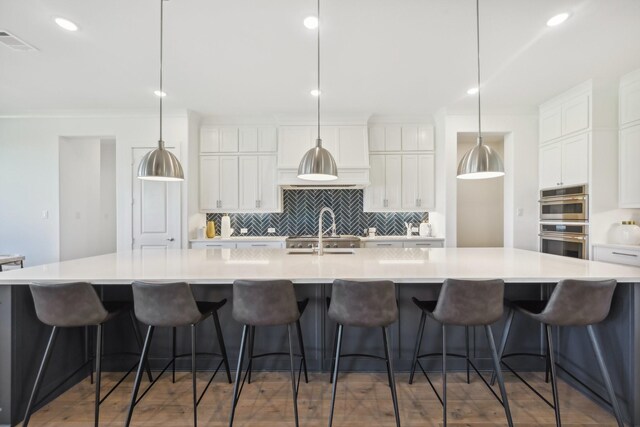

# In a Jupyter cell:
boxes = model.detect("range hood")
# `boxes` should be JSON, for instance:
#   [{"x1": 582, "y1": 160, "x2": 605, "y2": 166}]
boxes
[{"x1": 278, "y1": 169, "x2": 369, "y2": 190}]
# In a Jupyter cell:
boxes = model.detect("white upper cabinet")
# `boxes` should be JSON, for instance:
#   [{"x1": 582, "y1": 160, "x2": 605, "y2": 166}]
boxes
[
  {"x1": 418, "y1": 126, "x2": 435, "y2": 151},
  {"x1": 258, "y1": 127, "x2": 278, "y2": 152},
  {"x1": 539, "y1": 105, "x2": 563, "y2": 143},
  {"x1": 239, "y1": 127, "x2": 258, "y2": 152},
  {"x1": 539, "y1": 133, "x2": 588, "y2": 189},
  {"x1": 539, "y1": 89, "x2": 591, "y2": 144},
  {"x1": 200, "y1": 155, "x2": 239, "y2": 211},
  {"x1": 562, "y1": 94, "x2": 590, "y2": 136},
  {"x1": 619, "y1": 125, "x2": 640, "y2": 208},
  {"x1": 277, "y1": 126, "x2": 314, "y2": 169},
  {"x1": 337, "y1": 126, "x2": 369, "y2": 168},
  {"x1": 238, "y1": 154, "x2": 280, "y2": 211},
  {"x1": 202, "y1": 126, "x2": 276, "y2": 154},
  {"x1": 620, "y1": 69, "x2": 640, "y2": 127},
  {"x1": 539, "y1": 143, "x2": 562, "y2": 189},
  {"x1": 369, "y1": 124, "x2": 434, "y2": 152},
  {"x1": 220, "y1": 127, "x2": 239, "y2": 152},
  {"x1": 238, "y1": 156, "x2": 259, "y2": 209}
]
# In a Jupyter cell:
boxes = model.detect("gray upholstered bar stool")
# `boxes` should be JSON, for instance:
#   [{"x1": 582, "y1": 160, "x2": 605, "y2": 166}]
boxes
[
  {"x1": 229, "y1": 280, "x2": 304, "y2": 427},
  {"x1": 125, "y1": 281, "x2": 231, "y2": 427},
  {"x1": 408, "y1": 279, "x2": 513, "y2": 427},
  {"x1": 328, "y1": 279, "x2": 401, "y2": 427},
  {"x1": 24, "y1": 282, "x2": 152, "y2": 427},
  {"x1": 494, "y1": 279, "x2": 624, "y2": 427}
]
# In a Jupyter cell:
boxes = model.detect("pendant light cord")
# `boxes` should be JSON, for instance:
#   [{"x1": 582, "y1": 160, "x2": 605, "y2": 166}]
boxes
[
  {"x1": 316, "y1": 0, "x2": 321, "y2": 142},
  {"x1": 159, "y1": 0, "x2": 164, "y2": 144},
  {"x1": 476, "y1": 0, "x2": 482, "y2": 144}
]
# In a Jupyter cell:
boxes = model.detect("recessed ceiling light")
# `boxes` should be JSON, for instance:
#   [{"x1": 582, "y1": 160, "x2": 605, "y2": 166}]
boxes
[
  {"x1": 467, "y1": 87, "x2": 479, "y2": 95},
  {"x1": 54, "y1": 17, "x2": 78, "y2": 32},
  {"x1": 303, "y1": 16, "x2": 319, "y2": 29},
  {"x1": 154, "y1": 90, "x2": 166, "y2": 97},
  {"x1": 546, "y1": 13, "x2": 570, "y2": 27},
  {"x1": 310, "y1": 89, "x2": 321, "y2": 97}
]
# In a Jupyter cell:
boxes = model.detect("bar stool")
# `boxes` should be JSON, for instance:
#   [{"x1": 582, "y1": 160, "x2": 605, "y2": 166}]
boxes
[
  {"x1": 246, "y1": 298, "x2": 310, "y2": 384},
  {"x1": 125, "y1": 281, "x2": 231, "y2": 427},
  {"x1": 408, "y1": 279, "x2": 513, "y2": 427},
  {"x1": 24, "y1": 282, "x2": 152, "y2": 427},
  {"x1": 229, "y1": 280, "x2": 304, "y2": 427},
  {"x1": 328, "y1": 279, "x2": 401, "y2": 427},
  {"x1": 494, "y1": 279, "x2": 624, "y2": 427}
]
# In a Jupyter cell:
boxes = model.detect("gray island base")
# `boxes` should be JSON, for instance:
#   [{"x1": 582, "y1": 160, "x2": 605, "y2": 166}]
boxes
[{"x1": 0, "y1": 248, "x2": 639, "y2": 426}]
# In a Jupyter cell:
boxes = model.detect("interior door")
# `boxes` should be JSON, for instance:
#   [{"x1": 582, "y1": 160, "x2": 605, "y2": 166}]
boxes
[{"x1": 132, "y1": 148, "x2": 181, "y2": 250}]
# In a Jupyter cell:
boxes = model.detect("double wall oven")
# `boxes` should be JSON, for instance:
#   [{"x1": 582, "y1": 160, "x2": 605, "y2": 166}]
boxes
[{"x1": 539, "y1": 185, "x2": 589, "y2": 259}]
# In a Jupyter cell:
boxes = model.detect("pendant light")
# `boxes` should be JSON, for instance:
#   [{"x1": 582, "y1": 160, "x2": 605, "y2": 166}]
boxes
[
  {"x1": 138, "y1": 0, "x2": 184, "y2": 181},
  {"x1": 297, "y1": 0, "x2": 338, "y2": 181},
  {"x1": 457, "y1": 0, "x2": 504, "y2": 180}
]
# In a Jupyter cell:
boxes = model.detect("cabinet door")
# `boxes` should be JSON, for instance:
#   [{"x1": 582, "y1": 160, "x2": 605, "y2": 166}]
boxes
[
  {"x1": 619, "y1": 125, "x2": 640, "y2": 207},
  {"x1": 200, "y1": 128, "x2": 220, "y2": 153},
  {"x1": 364, "y1": 241, "x2": 403, "y2": 248},
  {"x1": 418, "y1": 153, "x2": 435, "y2": 209},
  {"x1": 403, "y1": 241, "x2": 443, "y2": 248},
  {"x1": 385, "y1": 155, "x2": 402, "y2": 209},
  {"x1": 562, "y1": 94, "x2": 590, "y2": 136},
  {"x1": 369, "y1": 126, "x2": 385, "y2": 152},
  {"x1": 539, "y1": 143, "x2": 562, "y2": 189},
  {"x1": 385, "y1": 126, "x2": 402, "y2": 151},
  {"x1": 401, "y1": 126, "x2": 419, "y2": 151},
  {"x1": 561, "y1": 133, "x2": 589, "y2": 186},
  {"x1": 238, "y1": 156, "x2": 259, "y2": 210},
  {"x1": 239, "y1": 127, "x2": 258, "y2": 152},
  {"x1": 200, "y1": 156, "x2": 220, "y2": 210},
  {"x1": 621, "y1": 79, "x2": 640, "y2": 126},
  {"x1": 366, "y1": 155, "x2": 386, "y2": 210},
  {"x1": 220, "y1": 127, "x2": 239, "y2": 152},
  {"x1": 320, "y1": 126, "x2": 339, "y2": 164},
  {"x1": 338, "y1": 126, "x2": 368, "y2": 168},
  {"x1": 401, "y1": 155, "x2": 419, "y2": 209},
  {"x1": 258, "y1": 155, "x2": 279, "y2": 211},
  {"x1": 258, "y1": 127, "x2": 278, "y2": 152},
  {"x1": 277, "y1": 126, "x2": 313, "y2": 168},
  {"x1": 418, "y1": 125, "x2": 435, "y2": 151},
  {"x1": 540, "y1": 105, "x2": 562, "y2": 143},
  {"x1": 219, "y1": 156, "x2": 239, "y2": 209}
]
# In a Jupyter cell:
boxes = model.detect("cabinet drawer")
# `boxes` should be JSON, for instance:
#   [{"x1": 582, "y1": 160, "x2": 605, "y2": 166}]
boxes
[
  {"x1": 364, "y1": 242, "x2": 403, "y2": 248},
  {"x1": 235, "y1": 242, "x2": 283, "y2": 249},
  {"x1": 594, "y1": 246, "x2": 640, "y2": 267},
  {"x1": 403, "y1": 241, "x2": 443, "y2": 248},
  {"x1": 191, "y1": 242, "x2": 236, "y2": 249}
]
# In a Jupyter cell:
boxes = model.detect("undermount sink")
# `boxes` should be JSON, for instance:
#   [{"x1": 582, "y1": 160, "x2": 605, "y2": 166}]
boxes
[{"x1": 286, "y1": 249, "x2": 355, "y2": 255}]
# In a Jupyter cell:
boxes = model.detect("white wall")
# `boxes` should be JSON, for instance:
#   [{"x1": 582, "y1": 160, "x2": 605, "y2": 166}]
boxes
[
  {"x1": 456, "y1": 134, "x2": 505, "y2": 247},
  {"x1": 443, "y1": 114, "x2": 539, "y2": 250},
  {"x1": 0, "y1": 113, "x2": 188, "y2": 266}
]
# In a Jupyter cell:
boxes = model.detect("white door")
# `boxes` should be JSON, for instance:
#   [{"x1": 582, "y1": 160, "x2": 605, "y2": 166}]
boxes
[
  {"x1": 277, "y1": 126, "x2": 313, "y2": 168},
  {"x1": 132, "y1": 148, "x2": 181, "y2": 250},
  {"x1": 539, "y1": 142, "x2": 562, "y2": 189}
]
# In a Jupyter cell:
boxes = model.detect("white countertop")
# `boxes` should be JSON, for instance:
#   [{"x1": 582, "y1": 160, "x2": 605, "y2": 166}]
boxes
[
  {"x1": 190, "y1": 236, "x2": 287, "y2": 242},
  {"x1": 1, "y1": 248, "x2": 639, "y2": 285},
  {"x1": 359, "y1": 235, "x2": 444, "y2": 242}
]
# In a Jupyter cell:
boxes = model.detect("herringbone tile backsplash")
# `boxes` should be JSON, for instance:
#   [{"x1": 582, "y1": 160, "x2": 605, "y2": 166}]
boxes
[{"x1": 205, "y1": 190, "x2": 428, "y2": 236}]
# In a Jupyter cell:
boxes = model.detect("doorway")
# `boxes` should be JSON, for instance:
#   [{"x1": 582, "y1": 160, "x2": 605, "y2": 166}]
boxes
[
  {"x1": 59, "y1": 137, "x2": 116, "y2": 261},
  {"x1": 456, "y1": 133, "x2": 505, "y2": 247}
]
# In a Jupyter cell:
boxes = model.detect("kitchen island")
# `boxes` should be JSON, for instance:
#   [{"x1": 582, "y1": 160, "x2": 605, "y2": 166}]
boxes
[{"x1": 1, "y1": 247, "x2": 639, "y2": 426}]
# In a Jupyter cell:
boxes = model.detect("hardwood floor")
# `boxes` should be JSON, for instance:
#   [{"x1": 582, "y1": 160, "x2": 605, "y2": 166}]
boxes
[{"x1": 20, "y1": 371, "x2": 622, "y2": 426}]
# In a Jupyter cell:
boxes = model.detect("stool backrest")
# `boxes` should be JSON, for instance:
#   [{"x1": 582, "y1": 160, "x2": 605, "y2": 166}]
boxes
[
  {"x1": 132, "y1": 281, "x2": 201, "y2": 327},
  {"x1": 233, "y1": 280, "x2": 299, "y2": 326},
  {"x1": 541, "y1": 279, "x2": 617, "y2": 326},
  {"x1": 29, "y1": 282, "x2": 108, "y2": 327},
  {"x1": 433, "y1": 279, "x2": 504, "y2": 326},
  {"x1": 328, "y1": 279, "x2": 398, "y2": 327}
]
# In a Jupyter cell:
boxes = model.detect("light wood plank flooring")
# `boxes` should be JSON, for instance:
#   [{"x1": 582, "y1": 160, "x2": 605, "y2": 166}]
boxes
[{"x1": 20, "y1": 371, "x2": 622, "y2": 426}]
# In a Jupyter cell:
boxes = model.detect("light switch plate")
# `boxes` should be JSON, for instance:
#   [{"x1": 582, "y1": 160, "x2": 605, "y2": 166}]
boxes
[
  {"x1": 267, "y1": 228, "x2": 276, "y2": 233},
  {"x1": 240, "y1": 228, "x2": 248, "y2": 234}
]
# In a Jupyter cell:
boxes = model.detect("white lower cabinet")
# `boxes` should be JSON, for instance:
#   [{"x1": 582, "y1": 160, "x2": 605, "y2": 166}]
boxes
[
  {"x1": 363, "y1": 240, "x2": 444, "y2": 248},
  {"x1": 593, "y1": 245, "x2": 640, "y2": 267},
  {"x1": 191, "y1": 240, "x2": 284, "y2": 249},
  {"x1": 364, "y1": 241, "x2": 403, "y2": 248},
  {"x1": 235, "y1": 241, "x2": 284, "y2": 249},
  {"x1": 191, "y1": 241, "x2": 237, "y2": 249},
  {"x1": 403, "y1": 240, "x2": 443, "y2": 248}
]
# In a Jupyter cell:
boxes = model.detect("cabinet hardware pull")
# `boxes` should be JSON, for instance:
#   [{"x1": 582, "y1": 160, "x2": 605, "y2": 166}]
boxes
[
  {"x1": 612, "y1": 252, "x2": 638, "y2": 257},
  {"x1": 166, "y1": 238, "x2": 175, "y2": 242},
  {"x1": 252, "y1": 244, "x2": 268, "y2": 247},
  {"x1": 378, "y1": 243, "x2": 392, "y2": 246}
]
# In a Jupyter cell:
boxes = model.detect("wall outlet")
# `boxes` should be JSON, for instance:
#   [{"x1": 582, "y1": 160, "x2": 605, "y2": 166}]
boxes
[
  {"x1": 516, "y1": 208, "x2": 524, "y2": 217},
  {"x1": 240, "y1": 228, "x2": 248, "y2": 234},
  {"x1": 42, "y1": 210, "x2": 49, "y2": 219},
  {"x1": 267, "y1": 228, "x2": 276, "y2": 234}
]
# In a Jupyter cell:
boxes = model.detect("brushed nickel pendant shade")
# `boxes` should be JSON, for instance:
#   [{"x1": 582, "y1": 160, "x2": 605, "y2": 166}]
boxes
[
  {"x1": 457, "y1": 0, "x2": 504, "y2": 180},
  {"x1": 138, "y1": 0, "x2": 184, "y2": 182},
  {"x1": 297, "y1": 0, "x2": 338, "y2": 181}
]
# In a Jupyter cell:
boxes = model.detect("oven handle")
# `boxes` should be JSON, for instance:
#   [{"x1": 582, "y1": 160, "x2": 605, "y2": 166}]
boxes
[
  {"x1": 539, "y1": 233, "x2": 587, "y2": 242},
  {"x1": 538, "y1": 196, "x2": 587, "y2": 203}
]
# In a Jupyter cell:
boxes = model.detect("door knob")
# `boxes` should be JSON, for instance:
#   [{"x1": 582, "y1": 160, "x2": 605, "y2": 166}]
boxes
[{"x1": 167, "y1": 238, "x2": 175, "y2": 242}]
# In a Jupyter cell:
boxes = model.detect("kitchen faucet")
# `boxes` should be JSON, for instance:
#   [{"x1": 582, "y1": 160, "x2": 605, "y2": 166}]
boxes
[{"x1": 316, "y1": 207, "x2": 337, "y2": 255}]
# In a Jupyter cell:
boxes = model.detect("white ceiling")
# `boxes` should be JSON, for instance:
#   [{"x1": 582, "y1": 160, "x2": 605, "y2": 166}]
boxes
[{"x1": 1, "y1": 0, "x2": 639, "y2": 117}]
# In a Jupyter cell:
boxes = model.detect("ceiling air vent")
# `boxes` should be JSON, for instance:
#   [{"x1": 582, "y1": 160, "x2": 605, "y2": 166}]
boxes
[{"x1": 0, "y1": 30, "x2": 37, "y2": 51}]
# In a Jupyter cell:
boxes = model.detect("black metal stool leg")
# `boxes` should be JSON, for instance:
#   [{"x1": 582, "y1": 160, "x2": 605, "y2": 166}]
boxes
[
  {"x1": 442, "y1": 324, "x2": 447, "y2": 427},
  {"x1": 328, "y1": 324, "x2": 343, "y2": 427},
  {"x1": 84, "y1": 325, "x2": 93, "y2": 384},
  {"x1": 212, "y1": 310, "x2": 232, "y2": 384},
  {"x1": 94, "y1": 324, "x2": 103, "y2": 427},
  {"x1": 125, "y1": 325, "x2": 154, "y2": 427},
  {"x1": 329, "y1": 323, "x2": 339, "y2": 384},
  {"x1": 545, "y1": 341, "x2": 551, "y2": 384},
  {"x1": 409, "y1": 311, "x2": 426, "y2": 384},
  {"x1": 229, "y1": 324, "x2": 248, "y2": 427},
  {"x1": 485, "y1": 325, "x2": 513, "y2": 427},
  {"x1": 191, "y1": 324, "x2": 198, "y2": 427},
  {"x1": 129, "y1": 311, "x2": 153, "y2": 382},
  {"x1": 172, "y1": 327, "x2": 177, "y2": 383},
  {"x1": 382, "y1": 326, "x2": 401, "y2": 427},
  {"x1": 491, "y1": 308, "x2": 515, "y2": 386},
  {"x1": 465, "y1": 326, "x2": 470, "y2": 384},
  {"x1": 247, "y1": 325, "x2": 255, "y2": 384},
  {"x1": 545, "y1": 325, "x2": 562, "y2": 427},
  {"x1": 295, "y1": 319, "x2": 309, "y2": 383},
  {"x1": 288, "y1": 324, "x2": 300, "y2": 427},
  {"x1": 23, "y1": 326, "x2": 59, "y2": 427},
  {"x1": 586, "y1": 325, "x2": 624, "y2": 427}
]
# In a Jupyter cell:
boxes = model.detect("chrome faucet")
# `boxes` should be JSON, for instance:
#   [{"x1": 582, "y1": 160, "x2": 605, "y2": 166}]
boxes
[{"x1": 317, "y1": 207, "x2": 337, "y2": 256}]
